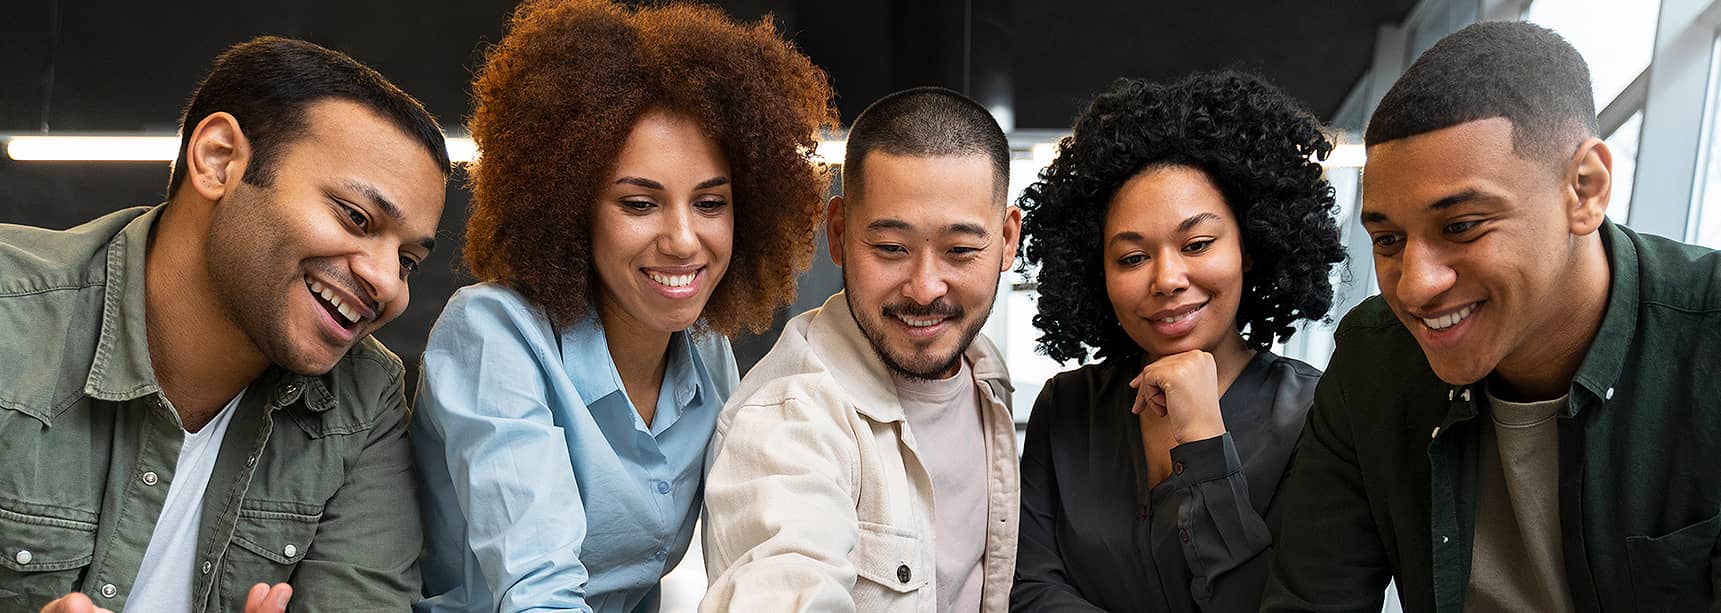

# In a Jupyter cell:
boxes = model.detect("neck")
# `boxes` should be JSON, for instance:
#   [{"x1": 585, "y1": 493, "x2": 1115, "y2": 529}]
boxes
[
  {"x1": 597, "y1": 299, "x2": 672, "y2": 416},
  {"x1": 1493, "y1": 234, "x2": 1611, "y2": 402},
  {"x1": 146, "y1": 196, "x2": 269, "y2": 431}
]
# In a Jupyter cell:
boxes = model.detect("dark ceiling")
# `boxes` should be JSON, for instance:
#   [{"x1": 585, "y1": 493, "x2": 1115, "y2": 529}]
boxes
[{"x1": 1, "y1": 0, "x2": 1417, "y2": 134}]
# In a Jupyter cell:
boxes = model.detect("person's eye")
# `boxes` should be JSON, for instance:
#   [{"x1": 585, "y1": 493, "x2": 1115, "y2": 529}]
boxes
[
  {"x1": 338, "y1": 202, "x2": 369, "y2": 231},
  {"x1": 1445, "y1": 220, "x2": 1480, "y2": 235},
  {"x1": 1183, "y1": 239, "x2": 1214, "y2": 254},
  {"x1": 874, "y1": 244, "x2": 907, "y2": 255},
  {"x1": 620, "y1": 200, "x2": 655, "y2": 212},
  {"x1": 1371, "y1": 233, "x2": 1402, "y2": 250},
  {"x1": 695, "y1": 199, "x2": 728, "y2": 212},
  {"x1": 399, "y1": 256, "x2": 421, "y2": 279},
  {"x1": 950, "y1": 246, "x2": 981, "y2": 256},
  {"x1": 1118, "y1": 253, "x2": 1147, "y2": 267}
]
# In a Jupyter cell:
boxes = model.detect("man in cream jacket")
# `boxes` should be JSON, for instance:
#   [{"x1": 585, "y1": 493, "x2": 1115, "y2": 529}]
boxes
[{"x1": 700, "y1": 87, "x2": 1022, "y2": 613}]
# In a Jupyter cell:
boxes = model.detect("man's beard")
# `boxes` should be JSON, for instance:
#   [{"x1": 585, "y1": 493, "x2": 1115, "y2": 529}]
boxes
[{"x1": 843, "y1": 268, "x2": 998, "y2": 381}]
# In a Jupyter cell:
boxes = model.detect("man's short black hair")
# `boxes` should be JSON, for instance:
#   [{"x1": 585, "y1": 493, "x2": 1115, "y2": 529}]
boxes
[
  {"x1": 167, "y1": 36, "x2": 451, "y2": 197},
  {"x1": 843, "y1": 86, "x2": 1009, "y2": 203},
  {"x1": 1365, "y1": 21, "x2": 1597, "y2": 161}
]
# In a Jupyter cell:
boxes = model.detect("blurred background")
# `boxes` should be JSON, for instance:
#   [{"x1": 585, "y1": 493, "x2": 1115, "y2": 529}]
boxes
[{"x1": 3, "y1": 0, "x2": 1716, "y2": 610}]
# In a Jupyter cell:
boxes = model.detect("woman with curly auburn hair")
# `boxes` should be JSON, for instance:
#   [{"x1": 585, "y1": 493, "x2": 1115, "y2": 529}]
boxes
[
  {"x1": 410, "y1": 0, "x2": 834, "y2": 610},
  {"x1": 1010, "y1": 71, "x2": 1345, "y2": 612}
]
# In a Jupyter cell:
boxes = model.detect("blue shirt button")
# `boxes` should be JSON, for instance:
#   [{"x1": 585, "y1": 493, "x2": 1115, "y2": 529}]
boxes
[{"x1": 657, "y1": 481, "x2": 670, "y2": 495}]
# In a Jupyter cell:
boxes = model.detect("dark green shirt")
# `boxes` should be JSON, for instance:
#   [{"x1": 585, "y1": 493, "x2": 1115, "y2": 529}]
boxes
[
  {"x1": 1263, "y1": 220, "x2": 1721, "y2": 613},
  {"x1": 0, "y1": 206, "x2": 422, "y2": 612}
]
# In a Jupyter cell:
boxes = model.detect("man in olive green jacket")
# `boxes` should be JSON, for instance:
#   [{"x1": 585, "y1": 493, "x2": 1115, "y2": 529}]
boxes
[
  {"x1": 1264, "y1": 22, "x2": 1721, "y2": 613},
  {"x1": 0, "y1": 37, "x2": 448, "y2": 613}
]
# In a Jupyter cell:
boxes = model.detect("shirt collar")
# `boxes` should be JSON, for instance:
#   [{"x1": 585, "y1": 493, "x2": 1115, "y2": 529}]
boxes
[
  {"x1": 1569, "y1": 220, "x2": 1638, "y2": 411},
  {"x1": 82, "y1": 205, "x2": 165, "y2": 402},
  {"x1": 559, "y1": 314, "x2": 704, "y2": 413}
]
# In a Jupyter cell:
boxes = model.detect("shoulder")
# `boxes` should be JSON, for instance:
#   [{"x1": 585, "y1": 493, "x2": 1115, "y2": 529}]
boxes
[
  {"x1": 0, "y1": 206, "x2": 149, "y2": 296},
  {"x1": 424, "y1": 283, "x2": 558, "y2": 352},
  {"x1": 1034, "y1": 359, "x2": 1136, "y2": 413},
  {"x1": 318, "y1": 336, "x2": 406, "y2": 425},
  {"x1": 1622, "y1": 223, "x2": 1721, "y2": 314}
]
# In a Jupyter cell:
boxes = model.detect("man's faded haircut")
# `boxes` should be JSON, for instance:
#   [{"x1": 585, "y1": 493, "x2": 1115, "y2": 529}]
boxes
[
  {"x1": 1365, "y1": 21, "x2": 1597, "y2": 164},
  {"x1": 843, "y1": 86, "x2": 1010, "y2": 204}
]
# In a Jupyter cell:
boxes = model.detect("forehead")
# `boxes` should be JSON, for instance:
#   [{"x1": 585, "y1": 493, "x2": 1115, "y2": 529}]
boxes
[
  {"x1": 610, "y1": 110, "x2": 728, "y2": 176},
  {"x1": 1361, "y1": 118, "x2": 1549, "y2": 217},
  {"x1": 851, "y1": 152, "x2": 1000, "y2": 227},
  {"x1": 280, "y1": 99, "x2": 446, "y2": 230},
  {"x1": 1105, "y1": 166, "x2": 1234, "y2": 234}
]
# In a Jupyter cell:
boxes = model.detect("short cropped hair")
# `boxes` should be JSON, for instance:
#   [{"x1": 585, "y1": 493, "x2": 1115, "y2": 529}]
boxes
[
  {"x1": 463, "y1": 0, "x2": 837, "y2": 335},
  {"x1": 168, "y1": 36, "x2": 450, "y2": 197},
  {"x1": 1020, "y1": 72, "x2": 1346, "y2": 363},
  {"x1": 1365, "y1": 21, "x2": 1597, "y2": 162},
  {"x1": 843, "y1": 87, "x2": 1010, "y2": 203}
]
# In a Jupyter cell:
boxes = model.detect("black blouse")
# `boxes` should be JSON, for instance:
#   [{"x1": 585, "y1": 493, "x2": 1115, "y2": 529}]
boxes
[{"x1": 1011, "y1": 352, "x2": 1320, "y2": 612}]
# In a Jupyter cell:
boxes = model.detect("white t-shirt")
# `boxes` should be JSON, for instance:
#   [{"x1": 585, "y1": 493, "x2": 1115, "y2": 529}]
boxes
[
  {"x1": 122, "y1": 391, "x2": 243, "y2": 613},
  {"x1": 894, "y1": 360, "x2": 987, "y2": 613}
]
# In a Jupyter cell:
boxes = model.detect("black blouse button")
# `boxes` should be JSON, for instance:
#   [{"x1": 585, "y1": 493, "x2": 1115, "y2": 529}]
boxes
[{"x1": 1173, "y1": 461, "x2": 1185, "y2": 475}]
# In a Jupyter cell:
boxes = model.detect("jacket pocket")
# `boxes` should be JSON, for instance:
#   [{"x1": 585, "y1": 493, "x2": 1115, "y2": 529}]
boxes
[
  {"x1": 0, "y1": 504, "x2": 98, "y2": 610},
  {"x1": 221, "y1": 505, "x2": 321, "y2": 593},
  {"x1": 853, "y1": 521, "x2": 930, "y2": 594},
  {"x1": 1625, "y1": 508, "x2": 1721, "y2": 611}
]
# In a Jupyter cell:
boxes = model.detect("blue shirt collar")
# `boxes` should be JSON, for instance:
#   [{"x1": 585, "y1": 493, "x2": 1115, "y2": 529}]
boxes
[{"x1": 559, "y1": 315, "x2": 705, "y2": 420}]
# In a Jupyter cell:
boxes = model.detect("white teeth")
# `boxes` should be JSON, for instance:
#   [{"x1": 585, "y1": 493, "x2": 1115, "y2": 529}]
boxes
[
  {"x1": 648, "y1": 271, "x2": 696, "y2": 288},
  {"x1": 307, "y1": 277, "x2": 362, "y2": 325},
  {"x1": 1420, "y1": 303, "x2": 1477, "y2": 331},
  {"x1": 1162, "y1": 313, "x2": 1187, "y2": 323},
  {"x1": 898, "y1": 316, "x2": 943, "y2": 327}
]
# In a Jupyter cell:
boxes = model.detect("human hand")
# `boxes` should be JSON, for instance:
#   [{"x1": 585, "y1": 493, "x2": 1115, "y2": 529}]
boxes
[
  {"x1": 1129, "y1": 350, "x2": 1226, "y2": 444},
  {"x1": 38, "y1": 593, "x2": 113, "y2": 613},
  {"x1": 243, "y1": 582, "x2": 292, "y2": 613}
]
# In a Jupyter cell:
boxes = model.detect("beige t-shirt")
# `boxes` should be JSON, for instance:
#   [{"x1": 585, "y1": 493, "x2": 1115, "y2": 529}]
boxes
[
  {"x1": 1463, "y1": 385, "x2": 1575, "y2": 612},
  {"x1": 894, "y1": 359, "x2": 987, "y2": 613}
]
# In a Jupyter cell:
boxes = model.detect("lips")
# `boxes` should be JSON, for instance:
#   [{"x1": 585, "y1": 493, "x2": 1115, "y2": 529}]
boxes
[{"x1": 642, "y1": 266, "x2": 704, "y2": 299}]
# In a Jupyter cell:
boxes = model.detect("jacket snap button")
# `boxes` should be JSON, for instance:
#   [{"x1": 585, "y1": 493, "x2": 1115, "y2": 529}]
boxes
[
  {"x1": 896, "y1": 564, "x2": 911, "y2": 583},
  {"x1": 13, "y1": 549, "x2": 31, "y2": 565},
  {"x1": 100, "y1": 583, "x2": 117, "y2": 598}
]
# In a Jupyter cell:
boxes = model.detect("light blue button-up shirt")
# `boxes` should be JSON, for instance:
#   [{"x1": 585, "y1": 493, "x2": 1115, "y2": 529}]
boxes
[{"x1": 412, "y1": 284, "x2": 737, "y2": 613}]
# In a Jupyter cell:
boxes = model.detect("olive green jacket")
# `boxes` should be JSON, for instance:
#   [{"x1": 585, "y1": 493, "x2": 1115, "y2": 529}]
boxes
[
  {"x1": 0, "y1": 205, "x2": 422, "y2": 612},
  {"x1": 1263, "y1": 220, "x2": 1721, "y2": 612}
]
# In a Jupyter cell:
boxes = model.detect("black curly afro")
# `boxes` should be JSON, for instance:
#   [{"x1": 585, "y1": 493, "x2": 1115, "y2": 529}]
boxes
[{"x1": 1019, "y1": 70, "x2": 1346, "y2": 364}]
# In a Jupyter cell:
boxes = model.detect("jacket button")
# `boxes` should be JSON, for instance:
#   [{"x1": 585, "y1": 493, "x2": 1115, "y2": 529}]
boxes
[
  {"x1": 897, "y1": 564, "x2": 911, "y2": 583},
  {"x1": 13, "y1": 549, "x2": 31, "y2": 565},
  {"x1": 657, "y1": 481, "x2": 671, "y2": 495},
  {"x1": 100, "y1": 583, "x2": 117, "y2": 598},
  {"x1": 142, "y1": 471, "x2": 159, "y2": 486},
  {"x1": 284, "y1": 544, "x2": 297, "y2": 558},
  {"x1": 1180, "y1": 529, "x2": 1190, "y2": 543},
  {"x1": 201, "y1": 560, "x2": 213, "y2": 574}
]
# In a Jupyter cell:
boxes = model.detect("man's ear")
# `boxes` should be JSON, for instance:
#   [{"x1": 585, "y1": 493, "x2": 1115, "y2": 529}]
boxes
[
  {"x1": 999, "y1": 205, "x2": 1023, "y2": 272},
  {"x1": 826, "y1": 195, "x2": 846, "y2": 267},
  {"x1": 184, "y1": 112, "x2": 251, "y2": 202},
  {"x1": 1566, "y1": 137, "x2": 1612, "y2": 235}
]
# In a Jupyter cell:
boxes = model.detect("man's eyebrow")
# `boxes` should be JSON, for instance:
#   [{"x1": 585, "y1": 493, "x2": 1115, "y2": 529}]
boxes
[
  {"x1": 867, "y1": 218, "x2": 913, "y2": 232},
  {"x1": 1362, "y1": 189, "x2": 1497, "y2": 226},
  {"x1": 342, "y1": 179, "x2": 435, "y2": 252},
  {"x1": 943, "y1": 222, "x2": 987, "y2": 238}
]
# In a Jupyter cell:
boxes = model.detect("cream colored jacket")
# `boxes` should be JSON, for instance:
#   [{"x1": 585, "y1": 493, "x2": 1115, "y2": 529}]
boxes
[{"x1": 700, "y1": 292, "x2": 1020, "y2": 612}]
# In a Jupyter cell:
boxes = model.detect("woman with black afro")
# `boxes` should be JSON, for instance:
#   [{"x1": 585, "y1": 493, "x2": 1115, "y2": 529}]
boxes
[{"x1": 1011, "y1": 71, "x2": 1346, "y2": 612}]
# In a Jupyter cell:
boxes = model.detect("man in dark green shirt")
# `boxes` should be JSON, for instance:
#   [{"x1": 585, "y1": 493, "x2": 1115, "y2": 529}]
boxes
[
  {"x1": 1264, "y1": 22, "x2": 1721, "y2": 612},
  {"x1": 0, "y1": 37, "x2": 448, "y2": 613}
]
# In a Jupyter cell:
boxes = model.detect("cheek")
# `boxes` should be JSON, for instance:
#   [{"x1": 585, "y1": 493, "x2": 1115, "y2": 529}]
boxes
[{"x1": 1103, "y1": 266, "x2": 1144, "y2": 314}]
